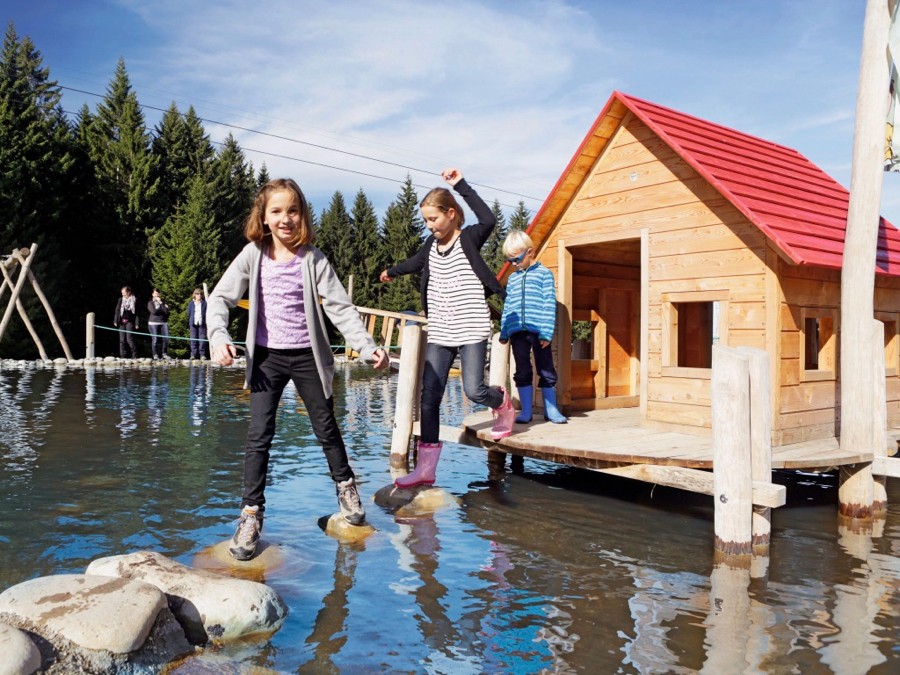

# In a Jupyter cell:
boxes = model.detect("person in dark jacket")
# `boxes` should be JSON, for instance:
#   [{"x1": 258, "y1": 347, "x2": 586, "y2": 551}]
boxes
[
  {"x1": 113, "y1": 286, "x2": 139, "y2": 358},
  {"x1": 380, "y1": 168, "x2": 515, "y2": 489},
  {"x1": 147, "y1": 288, "x2": 170, "y2": 359},
  {"x1": 187, "y1": 288, "x2": 208, "y2": 359}
]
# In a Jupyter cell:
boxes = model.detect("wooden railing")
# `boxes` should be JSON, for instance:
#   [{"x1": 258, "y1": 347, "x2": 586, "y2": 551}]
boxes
[{"x1": 352, "y1": 306, "x2": 427, "y2": 356}]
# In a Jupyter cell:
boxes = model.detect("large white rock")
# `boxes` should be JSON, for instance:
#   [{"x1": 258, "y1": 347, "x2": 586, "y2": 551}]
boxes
[
  {"x1": 0, "y1": 622, "x2": 41, "y2": 675},
  {"x1": 373, "y1": 484, "x2": 460, "y2": 516},
  {"x1": 0, "y1": 574, "x2": 167, "y2": 654},
  {"x1": 86, "y1": 551, "x2": 288, "y2": 644},
  {"x1": 320, "y1": 513, "x2": 376, "y2": 542}
]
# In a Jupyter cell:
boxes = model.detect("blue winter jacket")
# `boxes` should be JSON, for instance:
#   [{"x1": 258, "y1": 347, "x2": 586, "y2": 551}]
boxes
[{"x1": 500, "y1": 263, "x2": 557, "y2": 343}]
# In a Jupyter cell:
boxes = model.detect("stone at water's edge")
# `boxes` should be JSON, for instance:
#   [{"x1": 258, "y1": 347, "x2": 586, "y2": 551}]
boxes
[
  {"x1": 321, "y1": 514, "x2": 377, "y2": 542},
  {"x1": 0, "y1": 622, "x2": 41, "y2": 675},
  {"x1": 0, "y1": 574, "x2": 167, "y2": 653},
  {"x1": 373, "y1": 484, "x2": 460, "y2": 516},
  {"x1": 86, "y1": 551, "x2": 288, "y2": 645}
]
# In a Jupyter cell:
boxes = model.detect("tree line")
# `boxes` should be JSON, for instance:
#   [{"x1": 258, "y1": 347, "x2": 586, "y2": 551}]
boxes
[{"x1": 0, "y1": 23, "x2": 530, "y2": 358}]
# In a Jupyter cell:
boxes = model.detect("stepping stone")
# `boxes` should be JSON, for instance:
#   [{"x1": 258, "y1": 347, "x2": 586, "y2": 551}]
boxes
[
  {"x1": 373, "y1": 484, "x2": 460, "y2": 516},
  {"x1": 319, "y1": 514, "x2": 376, "y2": 542},
  {"x1": 86, "y1": 551, "x2": 288, "y2": 644},
  {"x1": 192, "y1": 539, "x2": 290, "y2": 582},
  {"x1": 0, "y1": 622, "x2": 41, "y2": 675}
]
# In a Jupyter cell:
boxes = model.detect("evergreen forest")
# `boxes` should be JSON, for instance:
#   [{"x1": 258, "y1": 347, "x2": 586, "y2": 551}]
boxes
[{"x1": 0, "y1": 23, "x2": 532, "y2": 358}]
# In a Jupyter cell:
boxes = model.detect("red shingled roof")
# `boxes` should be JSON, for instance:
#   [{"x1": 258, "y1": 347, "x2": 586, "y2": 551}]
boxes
[{"x1": 529, "y1": 91, "x2": 900, "y2": 276}]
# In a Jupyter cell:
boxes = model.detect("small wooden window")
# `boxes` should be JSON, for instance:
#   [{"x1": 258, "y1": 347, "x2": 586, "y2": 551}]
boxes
[
  {"x1": 875, "y1": 312, "x2": 899, "y2": 375},
  {"x1": 662, "y1": 291, "x2": 729, "y2": 378},
  {"x1": 800, "y1": 307, "x2": 836, "y2": 381}
]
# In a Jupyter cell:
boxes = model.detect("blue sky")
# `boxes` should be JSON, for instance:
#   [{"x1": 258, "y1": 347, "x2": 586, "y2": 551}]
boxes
[{"x1": 6, "y1": 0, "x2": 899, "y2": 225}]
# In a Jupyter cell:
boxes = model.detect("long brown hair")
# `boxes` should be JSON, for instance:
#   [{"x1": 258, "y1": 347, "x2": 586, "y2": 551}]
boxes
[
  {"x1": 243, "y1": 178, "x2": 314, "y2": 247},
  {"x1": 420, "y1": 187, "x2": 464, "y2": 228}
]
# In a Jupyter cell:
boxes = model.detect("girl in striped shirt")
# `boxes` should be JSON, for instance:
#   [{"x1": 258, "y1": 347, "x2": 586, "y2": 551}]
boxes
[{"x1": 380, "y1": 168, "x2": 515, "y2": 488}]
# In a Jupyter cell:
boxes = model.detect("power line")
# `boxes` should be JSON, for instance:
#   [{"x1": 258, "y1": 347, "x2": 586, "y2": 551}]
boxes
[{"x1": 59, "y1": 85, "x2": 544, "y2": 203}]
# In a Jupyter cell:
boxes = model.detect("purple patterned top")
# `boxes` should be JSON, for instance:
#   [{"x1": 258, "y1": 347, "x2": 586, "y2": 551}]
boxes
[{"x1": 255, "y1": 250, "x2": 311, "y2": 348}]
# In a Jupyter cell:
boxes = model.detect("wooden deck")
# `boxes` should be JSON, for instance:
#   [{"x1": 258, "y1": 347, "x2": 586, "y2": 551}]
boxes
[{"x1": 460, "y1": 407, "x2": 896, "y2": 471}]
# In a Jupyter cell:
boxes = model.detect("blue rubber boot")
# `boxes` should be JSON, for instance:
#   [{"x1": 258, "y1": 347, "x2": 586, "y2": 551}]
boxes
[
  {"x1": 542, "y1": 387, "x2": 568, "y2": 424},
  {"x1": 515, "y1": 386, "x2": 533, "y2": 423}
]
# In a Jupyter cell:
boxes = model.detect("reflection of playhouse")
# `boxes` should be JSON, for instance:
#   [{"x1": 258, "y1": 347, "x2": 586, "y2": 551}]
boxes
[{"x1": 513, "y1": 91, "x2": 900, "y2": 447}]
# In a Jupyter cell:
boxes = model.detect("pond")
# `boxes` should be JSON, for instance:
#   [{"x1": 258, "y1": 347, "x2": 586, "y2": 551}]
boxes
[{"x1": 0, "y1": 361, "x2": 899, "y2": 673}]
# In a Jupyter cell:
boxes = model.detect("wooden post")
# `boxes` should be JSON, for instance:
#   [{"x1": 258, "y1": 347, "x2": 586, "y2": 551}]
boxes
[
  {"x1": 11, "y1": 248, "x2": 73, "y2": 361},
  {"x1": 557, "y1": 241, "x2": 572, "y2": 405},
  {"x1": 872, "y1": 318, "x2": 888, "y2": 515},
  {"x1": 391, "y1": 324, "x2": 423, "y2": 464},
  {"x1": 0, "y1": 255, "x2": 48, "y2": 360},
  {"x1": 838, "y1": 0, "x2": 891, "y2": 518},
  {"x1": 0, "y1": 244, "x2": 37, "y2": 343},
  {"x1": 488, "y1": 333, "x2": 509, "y2": 390},
  {"x1": 86, "y1": 312, "x2": 95, "y2": 358},
  {"x1": 346, "y1": 274, "x2": 354, "y2": 303},
  {"x1": 712, "y1": 345, "x2": 753, "y2": 562},
  {"x1": 738, "y1": 347, "x2": 773, "y2": 562}
]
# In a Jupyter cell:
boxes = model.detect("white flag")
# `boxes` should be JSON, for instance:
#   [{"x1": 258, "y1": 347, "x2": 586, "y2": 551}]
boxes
[{"x1": 888, "y1": 0, "x2": 900, "y2": 171}]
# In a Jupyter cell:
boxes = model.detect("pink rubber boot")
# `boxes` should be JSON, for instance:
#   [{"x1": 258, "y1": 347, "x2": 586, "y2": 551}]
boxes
[
  {"x1": 491, "y1": 386, "x2": 516, "y2": 440},
  {"x1": 395, "y1": 442, "x2": 443, "y2": 488}
]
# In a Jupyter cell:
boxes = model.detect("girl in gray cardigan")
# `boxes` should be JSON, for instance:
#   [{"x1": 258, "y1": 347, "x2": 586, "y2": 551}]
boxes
[{"x1": 208, "y1": 178, "x2": 389, "y2": 561}]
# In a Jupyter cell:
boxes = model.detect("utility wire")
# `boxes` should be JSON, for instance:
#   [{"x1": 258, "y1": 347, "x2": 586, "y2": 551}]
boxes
[{"x1": 59, "y1": 85, "x2": 544, "y2": 203}]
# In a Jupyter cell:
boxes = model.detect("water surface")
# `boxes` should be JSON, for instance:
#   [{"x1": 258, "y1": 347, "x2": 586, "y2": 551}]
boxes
[{"x1": 1, "y1": 362, "x2": 898, "y2": 673}]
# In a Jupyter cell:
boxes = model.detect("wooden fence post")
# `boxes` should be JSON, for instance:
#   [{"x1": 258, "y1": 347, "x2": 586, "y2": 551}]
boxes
[
  {"x1": 86, "y1": 312, "x2": 95, "y2": 358},
  {"x1": 872, "y1": 318, "x2": 888, "y2": 515},
  {"x1": 391, "y1": 324, "x2": 423, "y2": 464},
  {"x1": 712, "y1": 345, "x2": 753, "y2": 562},
  {"x1": 488, "y1": 333, "x2": 510, "y2": 391}
]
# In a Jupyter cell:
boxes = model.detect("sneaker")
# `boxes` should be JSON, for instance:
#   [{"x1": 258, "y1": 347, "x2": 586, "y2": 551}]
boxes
[
  {"x1": 228, "y1": 505, "x2": 263, "y2": 561},
  {"x1": 336, "y1": 477, "x2": 366, "y2": 526}
]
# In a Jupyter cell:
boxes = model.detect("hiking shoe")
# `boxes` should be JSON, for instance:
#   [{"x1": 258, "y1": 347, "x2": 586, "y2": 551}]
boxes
[
  {"x1": 228, "y1": 505, "x2": 263, "y2": 561},
  {"x1": 336, "y1": 477, "x2": 366, "y2": 526}
]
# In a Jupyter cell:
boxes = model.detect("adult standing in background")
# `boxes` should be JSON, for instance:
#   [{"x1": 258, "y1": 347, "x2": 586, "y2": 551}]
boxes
[
  {"x1": 114, "y1": 286, "x2": 139, "y2": 358},
  {"x1": 147, "y1": 288, "x2": 170, "y2": 360},
  {"x1": 188, "y1": 288, "x2": 208, "y2": 359}
]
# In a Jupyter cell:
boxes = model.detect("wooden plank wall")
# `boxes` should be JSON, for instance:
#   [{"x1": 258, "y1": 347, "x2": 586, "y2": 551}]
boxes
[{"x1": 539, "y1": 115, "x2": 769, "y2": 434}]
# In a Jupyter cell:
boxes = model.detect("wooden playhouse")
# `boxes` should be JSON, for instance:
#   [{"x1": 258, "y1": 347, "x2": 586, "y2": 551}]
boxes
[{"x1": 510, "y1": 91, "x2": 900, "y2": 448}]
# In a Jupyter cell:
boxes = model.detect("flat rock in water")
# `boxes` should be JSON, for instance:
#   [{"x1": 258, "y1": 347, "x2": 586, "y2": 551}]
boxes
[
  {"x1": 0, "y1": 574, "x2": 167, "y2": 654},
  {"x1": 0, "y1": 622, "x2": 41, "y2": 675},
  {"x1": 321, "y1": 514, "x2": 376, "y2": 542},
  {"x1": 192, "y1": 539, "x2": 292, "y2": 582},
  {"x1": 86, "y1": 551, "x2": 288, "y2": 644},
  {"x1": 373, "y1": 484, "x2": 460, "y2": 516}
]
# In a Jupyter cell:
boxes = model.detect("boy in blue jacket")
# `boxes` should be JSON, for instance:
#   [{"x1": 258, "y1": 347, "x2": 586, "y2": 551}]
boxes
[{"x1": 499, "y1": 231, "x2": 567, "y2": 424}]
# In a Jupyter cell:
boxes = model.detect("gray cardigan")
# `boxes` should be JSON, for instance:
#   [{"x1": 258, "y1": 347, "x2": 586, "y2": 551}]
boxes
[{"x1": 207, "y1": 242, "x2": 378, "y2": 397}]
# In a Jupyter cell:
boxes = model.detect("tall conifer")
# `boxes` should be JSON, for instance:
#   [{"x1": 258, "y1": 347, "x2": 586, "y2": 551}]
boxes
[
  {"x1": 348, "y1": 188, "x2": 384, "y2": 308},
  {"x1": 317, "y1": 191, "x2": 352, "y2": 286},
  {"x1": 380, "y1": 176, "x2": 423, "y2": 313}
]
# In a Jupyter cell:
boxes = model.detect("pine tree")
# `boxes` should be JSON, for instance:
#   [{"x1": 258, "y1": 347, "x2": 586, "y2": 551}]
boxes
[
  {"x1": 149, "y1": 174, "x2": 220, "y2": 355},
  {"x1": 380, "y1": 176, "x2": 423, "y2": 313},
  {"x1": 508, "y1": 200, "x2": 532, "y2": 232},
  {"x1": 317, "y1": 191, "x2": 352, "y2": 286},
  {"x1": 348, "y1": 188, "x2": 384, "y2": 308},
  {"x1": 256, "y1": 164, "x2": 270, "y2": 188},
  {"x1": 482, "y1": 199, "x2": 508, "y2": 274},
  {"x1": 89, "y1": 58, "x2": 158, "y2": 287},
  {"x1": 0, "y1": 23, "x2": 76, "y2": 356},
  {"x1": 210, "y1": 133, "x2": 255, "y2": 264}
]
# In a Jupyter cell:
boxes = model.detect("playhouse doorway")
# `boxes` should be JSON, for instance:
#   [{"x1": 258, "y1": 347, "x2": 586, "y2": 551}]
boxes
[{"x1": 561, "y1": 236, "x2": 641, "y2": 411}]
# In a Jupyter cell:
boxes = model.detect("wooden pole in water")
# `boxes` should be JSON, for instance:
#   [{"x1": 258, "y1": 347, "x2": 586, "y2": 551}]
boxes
[
  {"x1": 737, "y1": 347, "x2": 773, "y2": 562},
  {"x1": 712, "y1": 345, "x2": 753, "y2": 561},
  {"x1": 872, "y1": 318, "x2": 889, "y2": 515},
  {"x1": 391, "y1": 323, "x2": 423, "y2": 463},
  {"x1": 86, "y1": 312, "x2": 95, "y2": 358},
  {"x1": 488, "y1": 333, "x2": 509, "y2": 391},
  {"x1": 838, "y1": 0, "x2": 891, "y2": 520}
]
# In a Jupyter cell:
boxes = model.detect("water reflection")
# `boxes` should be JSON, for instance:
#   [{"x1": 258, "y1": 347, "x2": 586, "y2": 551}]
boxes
[{"x1": 0, "y1": 365, "x2": 899, "y2": 671}]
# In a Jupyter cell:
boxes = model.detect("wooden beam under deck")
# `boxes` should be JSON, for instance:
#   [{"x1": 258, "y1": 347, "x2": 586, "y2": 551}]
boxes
[{"x1": 454, "y1": 407, "x2": 888, "y2": 472}]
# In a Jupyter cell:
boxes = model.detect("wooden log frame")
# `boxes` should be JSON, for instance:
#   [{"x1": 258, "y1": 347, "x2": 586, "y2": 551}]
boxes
[{"x1": 0, "y1": 244, "x2": 73, "y2": 361}]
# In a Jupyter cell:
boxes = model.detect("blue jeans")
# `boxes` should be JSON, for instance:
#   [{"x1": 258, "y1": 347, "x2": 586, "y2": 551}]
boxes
[
  {"x1": 420, "y1": 340, "x2": 504, "y2": 443},
  {"x1": 189, "y1": 323, "x2": 208, "y2": 358},
  {"x1": 509, "y1": 331, "x2": 558, "y2": 388},
  {"x1": 148, "y1": 322, "x2": 169, "y2": 357},
  {"x1": 242, "y1": 346, "x2": 352, "y2": 510}
]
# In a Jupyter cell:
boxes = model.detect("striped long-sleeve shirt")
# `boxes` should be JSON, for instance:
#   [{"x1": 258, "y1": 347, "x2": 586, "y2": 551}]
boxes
[{"x1": 500, "y1": 263, "x2": 558, "y2": 343}]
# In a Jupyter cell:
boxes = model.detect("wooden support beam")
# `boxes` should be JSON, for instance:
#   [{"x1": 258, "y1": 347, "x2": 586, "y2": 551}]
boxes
[
  {"x1": 390, "y1": 323, "x2": 423, "y2": 462},
  {"x1": 872, "y1": 455, "x2": 900, "y2": 478},
  {"x1": 12, "y1": 247, "x2": 73, "y2": 361},
  {"x1": 0, "y1": 256, "x2": 48, "y2": 360},
  {"x1": 0, "y1": 244, "x2": 37, "y2": 344},
  {"x1": 488, "y1": 333, "x2": 509, "y2": 390},
  {"x1": 595, "y1": 464, "x2": 785, "y2": 508}
]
